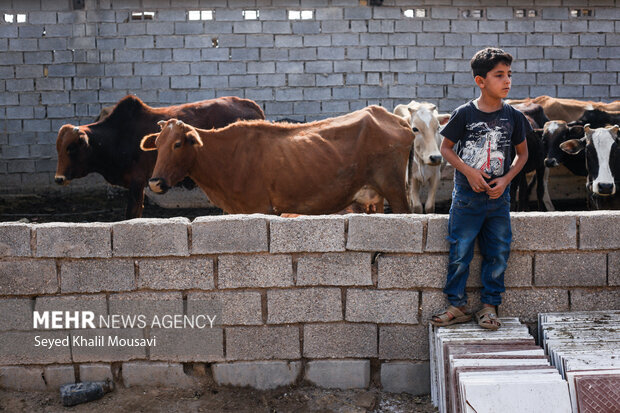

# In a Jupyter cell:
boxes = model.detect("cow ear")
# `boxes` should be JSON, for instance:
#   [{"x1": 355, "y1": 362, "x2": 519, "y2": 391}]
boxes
[
  {"x1": 186, "y1": 130, "x2": 203, "y2": 147},
  {"x1": 568, "y1": 125, "x2": 585, "y2": 139},
  {"x1": 437, "y1": 114, "x2": 451, "y2": 126},
  {"x1": 140, "y1": 133, "x2": 158, "y2": 151},
  {"x1": 560, "y1": 137, "x2": 586, "y2": 155}
]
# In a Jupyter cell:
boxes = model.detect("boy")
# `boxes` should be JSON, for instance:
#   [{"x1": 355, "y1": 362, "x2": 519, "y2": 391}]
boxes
[{"x1": 430, "y1": 48, "x2": 530, "y2": 330}]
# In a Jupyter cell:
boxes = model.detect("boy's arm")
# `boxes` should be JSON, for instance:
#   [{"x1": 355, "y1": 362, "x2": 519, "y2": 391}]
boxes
[
  {"x1": 440, "y1": 138, "x2": 491, "y2": 193},
  {"x1": 487, "y1": 140, "x2": 529, "y2": 199}
]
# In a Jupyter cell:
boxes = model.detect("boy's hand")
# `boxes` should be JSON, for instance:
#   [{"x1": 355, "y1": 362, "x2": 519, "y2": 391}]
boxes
[
  {"x1": 487, "y1": 176, "x2": 509, "y2": 199},
  {"x1": 465, "y1": 168, "x2": 491, "y2": 193}
]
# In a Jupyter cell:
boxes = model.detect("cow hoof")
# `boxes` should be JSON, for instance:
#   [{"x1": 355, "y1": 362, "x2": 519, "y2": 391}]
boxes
[{"x1": 412, "y1": 205, "x2": 423, "y2": 214}]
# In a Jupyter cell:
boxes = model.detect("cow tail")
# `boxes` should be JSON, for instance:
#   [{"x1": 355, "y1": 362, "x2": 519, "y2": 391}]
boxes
[{"x1": 405, "y1": 143, "x2": 414, "y2": 210}]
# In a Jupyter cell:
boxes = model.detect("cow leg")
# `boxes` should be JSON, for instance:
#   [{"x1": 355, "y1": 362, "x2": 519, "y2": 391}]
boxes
[
  {"x1": 383, "y1": 184, "x2": 411, "y2": 214},
  {"x1": 540, "y1": 167, "x2": 555, "y2": 211},
  {"x1": 409, "y1": 179, "x2": 423, "y2": 214},
  {"x1": 424, "y1": 167, "x2": 440, "y2": 213},
  {"x1": 519, "y1": 172, "x2": 529, "y2": 211},
  {"x1": 126, "y1": 182, "x2": 146, "y2": 219},
  {"x1": 510, "y1": 175, "x2": 519, "y2": 211}
]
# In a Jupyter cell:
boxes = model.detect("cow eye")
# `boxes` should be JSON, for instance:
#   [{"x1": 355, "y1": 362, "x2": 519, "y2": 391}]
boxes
[
  {"x1": 412, "y1": 127, "x2": 419, "y2": 133},
  {"x1": 173, "y1": 141, "x2": 182, "y2": 149}
]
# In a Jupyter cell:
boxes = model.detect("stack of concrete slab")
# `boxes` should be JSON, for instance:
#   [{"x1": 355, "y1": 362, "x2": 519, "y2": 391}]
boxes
[
  {"x1": 539, "y1": 310, "x2": 620, "y2": 413},
  {"x1": 430, "y1": 319, "x2": 571, "y2": 413}
]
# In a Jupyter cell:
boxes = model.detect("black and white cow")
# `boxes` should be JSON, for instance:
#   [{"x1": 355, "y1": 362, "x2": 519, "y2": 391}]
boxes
[
  {"x1": 560, "y1": 124, "x2": 620, "y2": 209},
  {"x1": 542, "y1": 120, "x2": 587, "y2": 176}
]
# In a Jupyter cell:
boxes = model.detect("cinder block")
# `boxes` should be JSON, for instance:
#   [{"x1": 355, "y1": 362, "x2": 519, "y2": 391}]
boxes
[
  {"x1": 0, "y1": 366, "x2": 46, "y2": 391},
  {"x1": 570, "y1": 288, "x2": 620, "y2": 311},
  {"x1": 218, "y1": 255, "x2": 293, "y2": 288},
  {"x1": 267, "y1": 288, "x2": 342, "y2": 324},
  {"x1": 501, "y1": 288, "x2": 569, "y2": 323},
  {"x1": 192, "y1": 214, "x2": 269, "y2": 254},
  {"x1": 379, "y1": 326, "x2": 428, "y2": 360},
  {"x1": 112, "y1": 218, "x2": 188, "y2": 257},
  {"x1": 346, "y1": 289, "x2": 419, "y2": 324},
  {"x1": 122, "y1": 362, "x2": 198, "y2": 388},
  {"x1": 303, "y1": 323, "x2": 376, "y2": 358},
  {"x1": 0, "y1": 259, "x2": 57, "y2": 295},
  {"x1": 149, "y1": 328, "x2": 224, "y2": 362},
  {"x1": 212, "y1": 361, "x2": 301, "y2": 390},
  {"x1": 511, "y1": 212, "x2": 577, "y2": 251},
  {"x1": 108, "y1": 292, "x2": 182, "y2": 323},
  {"x1": 35, "y1": 223, "x2": 111, "y2": 258},
  {"x1": 296, "y1": 252, "x2": 372, "y2": 286},
  {"x1": 0, "y1": 223, "x2": 31, "y2": 256},
  {"x1": 35, "y1": 295, "x2": 107, "y2": 326},
  {"x1": 79, "y1": 364, "x2": 113, "y2": 382},
  {"x1": 305, "y1": 360, "x2": 370, "y2": 389},
  {"x1": 61, "y1": 259, "x2": 134, "y2": 293},
  {"x1": 226, "y1": 326, "x2": 300, "y2": 360},
  {"x1": 0, "y1": 298, "x2": 34, "y2": 330},
  {"x1": 378, "y1": 254, "x2": 446, "y2": 289},
  {"x1": 187, "y1": 291, "x2": 262, "y2": 326},
  {"x1": 270, "y1": 216, "x2": 346, "y2": 253},
  {"x1": 44, "y1": 365, "x2": 75, "y2": 389},
  {"x1": 138, "y1": 258, "x2": 214, "y2": 290},
  {"x1": 381, "y1": 362, "x2": 430, "y2": 395},
  {"x1": 535, "y1": 252, "x2": 606, "y2": 287},
  {"x1": 0, "y1": 331, "x2": 71, "y2": 364},
  {"x1": 71, "y1": 328, "x2": 147, "y2": 362},
  {"x1": 610, "y1": 252, "x2": 620, "y2": 286},
  {"x1": 579, "y1": 211, "x2": 620, "y2": 250},
  {"x1": 347, "y1": 215, "x2": 424, "y2": 253}
]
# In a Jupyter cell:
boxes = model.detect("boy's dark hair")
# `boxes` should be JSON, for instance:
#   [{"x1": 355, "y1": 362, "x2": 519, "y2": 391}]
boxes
[{"x1": 470, "y1": 48, "x2": 513, "y2": 78}]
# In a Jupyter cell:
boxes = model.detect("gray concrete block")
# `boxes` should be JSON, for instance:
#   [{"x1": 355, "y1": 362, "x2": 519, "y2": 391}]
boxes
[
  {"x1": 347, "y1": 215, "x2": 424, "y2": 253},
  {"x1": 35, "y1": 295, "x2": 107, "y2": 325},
  {"x1": 44, "y1": 365, "x2": 75, "y2": 389},
  {"x1": 226, "y1": 326, "x2": 300, "y2": 360},
  {"x1": 346, "y1": 289, "x2": 419, "y2": 324},
  {"x1": 35, "y1": 223, "x2": 111, "y2": 258},
  {"x1": 379, "y1": 325, "x2": 428, "y2": 360},
  {"x1": 122, "y1": 362, "x2": 198, "y2": 388},
  {"x1": 270, "y1": 216, "x2": 345, "y2": 253},
  {"x1": 610, "y1": 252, "x2": 620, "y2": 286},
  {"x1": 0, "y1": 223, "x2": 31, "y2": 257},
  {"x1": 71, "y1": 328, "x2": 146, "y2": 362},
  {"x1": 112, "y1": 218, "x2": 189, "y2": 257},
  {"x1": 0, "y1": 298, "x2": 33, "y2": 331},
  {"x1": 511, "y1": 212, "x2": 578, "y2": 251},
  {"x1": 60, "y1": 259, "x2": 135, "y2": 293},
  {"x1": 296, "y1": 252, "x2": 372, "y2": 286},
  {"x1": 218, "y1": 254, "x2": 292, "y2": 288},
  {"x1": 149, "y1": 328, "x2": 224, "y2": 362},
  {"x1": 535, "y1": 252, "x2": 607, "y2": 287},
  {"x1": 0, "y1": 259, "x2": 57, "y2": 295},
  {"x1": 188, "y1": 291, "x2": 262, "y2": 326},
  {"x1": 138, "y1": 258, "x2": 214, "y2": 290},
  {"x1": 212, "y1": 361, "x2": 301, "y2": 390},
  {"x1": 570, "y1": 288, "x2": 620, "y2": 311},
  {"x1": 381, "y1": 362, "x2": 430, "y2": 395},
  {"x1": 303, "y1": 323, "x2": 376, "y2": 358},
  {"x1": 79, "y1": 364, "x2": 113, "y2": 382},
  {"x1": 0, "y1": 331, "x2": 71, "y2": 364},
  {"x1": 305, "y1": 360, "x2": 369, "y2": 389},
  {"x1": 579, "y1": 211, "x2": 620, "y2": 250},
  {"x1": 501, "y1": 288, "x2": 569, "y2": 323},
  {"x1": 0, "y1": 366, "x2": 46, "y2": 391},
  {"x1": 268, "y1": 288, "x2": 342, "y2": 324}
]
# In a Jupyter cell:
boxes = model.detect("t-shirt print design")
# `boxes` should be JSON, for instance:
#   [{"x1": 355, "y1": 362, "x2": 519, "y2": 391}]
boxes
[{"x1": 461, "y1": 120, "x2": 511, "y2": 177}]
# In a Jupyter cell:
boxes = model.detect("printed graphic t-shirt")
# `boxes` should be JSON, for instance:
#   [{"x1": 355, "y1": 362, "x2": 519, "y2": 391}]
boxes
[{"x1": 440, "y1": 100, "x2": 531, "y2": 188}]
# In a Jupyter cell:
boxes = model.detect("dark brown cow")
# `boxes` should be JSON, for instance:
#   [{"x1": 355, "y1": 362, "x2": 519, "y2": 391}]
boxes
[
  {"x1": 140, "y1": 106, "x2": 415, "y2": 215},
  {"x1": 507, "y1": 96, "x2": 620, "y2": 123},
  {"x1": 55, "y1": 95, "x2": 264, "y2": 219}
]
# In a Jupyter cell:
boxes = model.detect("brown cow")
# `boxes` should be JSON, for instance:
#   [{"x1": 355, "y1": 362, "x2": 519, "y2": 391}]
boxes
[
  {"x1": 55, "y1": 95, "x2": 264, "y2": 219},
  {"x1": 140, "y1": 106, "x2": 415, "y2": 215},
  {"x1": 506, "y1": 96, "x2": 620, "y2": 123}
]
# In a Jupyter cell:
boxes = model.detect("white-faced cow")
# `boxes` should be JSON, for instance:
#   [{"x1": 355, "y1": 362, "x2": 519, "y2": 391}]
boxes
[
  {"x1": 55, "y1": 95, "x2": 264, "y2": 219},
  {"x1": 560, "y1": 124, "x2": 620, "y2": 209},
  {"x1": 140, "y1": 106, "x2": 415, "y2": 215},
  {"x1": 393, "y1": 100, "x2": 450, "y2": 213}
]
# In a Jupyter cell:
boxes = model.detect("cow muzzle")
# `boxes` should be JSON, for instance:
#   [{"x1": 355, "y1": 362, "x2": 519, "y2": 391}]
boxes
[
  {"x1": 149, "y1": 178, "x2": 170, "y2": 194},
  {"x1": 428, "y1": 155, "x2": 442, "y2": 166},
  {"x1": 54, "y1": 175, "x2": 70, "y2": 186},
  {"x1": 544, "y1": 158, "x2": 559, "y2": 168},
  {"x1": 594, "y1": 182, "x2": 615, "y2": 196}
]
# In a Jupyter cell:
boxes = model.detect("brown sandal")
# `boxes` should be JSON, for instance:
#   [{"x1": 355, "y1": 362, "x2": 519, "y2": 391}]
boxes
[
  {"x1": 430, "y1": 305, "x2": 472, "y2": 327},
  {"x1": 476, "y1": 306, "x2": 501, "y2": 330}
]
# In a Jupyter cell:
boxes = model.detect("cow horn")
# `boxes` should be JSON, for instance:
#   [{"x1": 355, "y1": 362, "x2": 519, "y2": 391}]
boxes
[
  {"x1": 73, "y1": 127, "x2": 80, "y2": 133},
  {"x1": 584, "y1": 124, "x2": 592, "y2": 135},
  {"x1": 176, "y1": 120, "x2": 183, "y2": 126},
  {"x1": 157, "y1": 120, "x2": 166, "y2": 127}
]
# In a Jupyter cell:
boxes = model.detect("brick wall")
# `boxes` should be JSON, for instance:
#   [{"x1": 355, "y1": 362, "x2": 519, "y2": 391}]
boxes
[
  {"x1": 0, "y1": 212, "x2": 618, "y2": 392},
  {"x1": 0, "y1": 0, "x2": 619, "y2": 193}
]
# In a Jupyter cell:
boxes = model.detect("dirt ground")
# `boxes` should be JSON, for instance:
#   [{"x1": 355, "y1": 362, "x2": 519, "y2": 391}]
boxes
[{"x1": 0, "y1": 385, "x2": 437, "y2": 413}]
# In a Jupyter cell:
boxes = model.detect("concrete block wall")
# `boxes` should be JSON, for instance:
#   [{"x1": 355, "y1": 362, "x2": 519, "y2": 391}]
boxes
[
  {"x1": 0, "y1": 0, "x2": 619, "y2": 193},
  {"x1": 0, "y1": 211, "x2": 619, "y2": 392}
]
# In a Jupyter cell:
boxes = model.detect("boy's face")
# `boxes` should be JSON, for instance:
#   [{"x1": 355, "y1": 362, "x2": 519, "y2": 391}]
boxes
[{"x1": 476, "y1": 62, "x2": 512, "y2": 99}]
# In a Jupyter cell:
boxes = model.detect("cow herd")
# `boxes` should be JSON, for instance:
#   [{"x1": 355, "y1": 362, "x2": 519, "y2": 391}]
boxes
[{"x1": 54, "y1": 95, "x2": 620, "y2": 219}]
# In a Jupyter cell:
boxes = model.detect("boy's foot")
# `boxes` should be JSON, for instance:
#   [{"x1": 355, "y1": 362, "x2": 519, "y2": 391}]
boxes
[
  {"x1": 430, "y1": 305, "x2": 472, "y2": 327},
  {"x1": 476, "y1": 306, "x2": 501, "y2": 330}
]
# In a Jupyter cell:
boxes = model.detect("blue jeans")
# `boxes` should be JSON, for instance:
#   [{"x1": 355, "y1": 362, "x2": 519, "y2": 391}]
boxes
[{"x1": 444, "y1": 183, "x2": 512, "y2": 307}]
